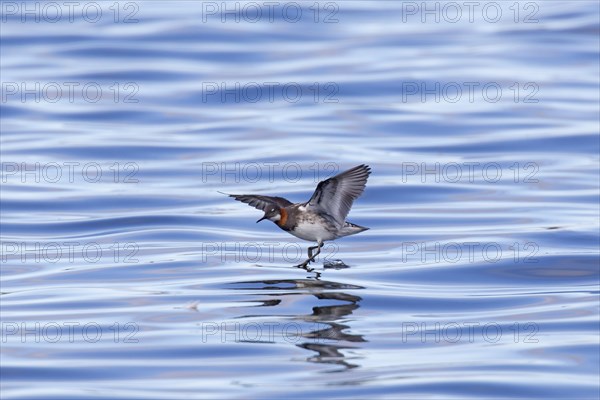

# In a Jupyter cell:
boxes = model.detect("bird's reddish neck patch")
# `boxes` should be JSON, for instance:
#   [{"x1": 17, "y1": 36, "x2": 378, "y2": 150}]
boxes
[{"x1": 277, "y1": 208, "x2": 288, "y2": 227}]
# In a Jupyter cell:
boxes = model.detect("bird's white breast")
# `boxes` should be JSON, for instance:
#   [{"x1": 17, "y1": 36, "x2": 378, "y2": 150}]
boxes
[{"x1": 290, "y1": 221, "x2": 336, "y2": 242}]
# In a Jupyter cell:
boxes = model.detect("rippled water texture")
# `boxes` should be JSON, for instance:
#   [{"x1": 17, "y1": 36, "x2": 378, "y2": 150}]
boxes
[{"x1": 1, "y1": 1, "x2": 599, "y2": 399}]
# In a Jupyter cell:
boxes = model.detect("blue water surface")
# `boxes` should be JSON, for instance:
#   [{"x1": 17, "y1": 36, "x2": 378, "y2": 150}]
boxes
[{"x1": 1, "y1": 1, "x2": 599, "y2": 399}]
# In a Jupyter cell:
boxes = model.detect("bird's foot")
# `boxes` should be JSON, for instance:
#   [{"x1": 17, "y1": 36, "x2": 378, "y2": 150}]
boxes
[{"x1": 294, "y1": 259, "x2": 314, "y2": 271}]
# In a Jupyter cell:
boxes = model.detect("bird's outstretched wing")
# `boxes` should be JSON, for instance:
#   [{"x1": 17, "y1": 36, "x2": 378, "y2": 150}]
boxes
[
  {"x1": 223, "y1": 193, "x2": 293, "y2": 212},
  {"x1": 306, "y1": 164, "x2": 371, "y2": 227}
]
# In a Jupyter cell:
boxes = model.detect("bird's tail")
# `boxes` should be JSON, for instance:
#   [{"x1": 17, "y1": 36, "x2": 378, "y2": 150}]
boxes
[{"x1": 339, "y1": 221, "x2": 369, "y2": 237}]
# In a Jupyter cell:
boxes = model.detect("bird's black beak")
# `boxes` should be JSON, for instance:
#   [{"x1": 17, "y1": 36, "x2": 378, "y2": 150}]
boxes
[{"x1": 256, "y1": 214, "x2": 267, "y2": 223}]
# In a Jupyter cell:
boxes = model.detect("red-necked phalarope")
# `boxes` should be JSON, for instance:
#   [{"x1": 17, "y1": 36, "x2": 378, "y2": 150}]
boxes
[{"x1": 224, "y1": 164, "x2": 371, "y2": 268}]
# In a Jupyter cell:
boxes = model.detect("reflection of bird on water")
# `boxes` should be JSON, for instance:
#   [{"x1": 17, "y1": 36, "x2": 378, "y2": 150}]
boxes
[{"x1": 231, "y1": 278, "x2": 366, "y2": 371}]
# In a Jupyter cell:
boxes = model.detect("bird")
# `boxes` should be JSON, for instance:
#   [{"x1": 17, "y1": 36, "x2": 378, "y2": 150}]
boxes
[{"x1": 223, "y1": 164, "x2": 371, "y2": 268}]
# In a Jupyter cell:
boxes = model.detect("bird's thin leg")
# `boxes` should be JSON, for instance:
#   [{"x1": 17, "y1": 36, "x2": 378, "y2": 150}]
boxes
[
  {"x1": 308, "y1": 241, "x2": 323, "y2": 263},
  {"x1": 310, "y1": 242, "x2": 323, "y2": 261},
  {"x1": 296, "y1": 242, "x2": 323, "y2": 269},
  {"x1": 307, "y1": 245, "x2": 318, "y2": 260}
]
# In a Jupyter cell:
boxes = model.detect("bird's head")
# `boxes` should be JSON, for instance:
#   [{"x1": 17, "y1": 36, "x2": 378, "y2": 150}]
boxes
[{"x1": 256, "y1": 207, "x2": 281, "y2": 223}]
